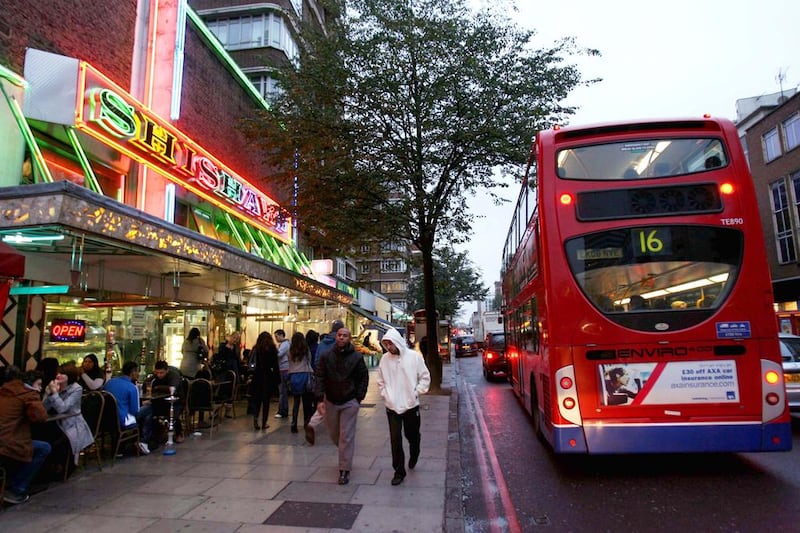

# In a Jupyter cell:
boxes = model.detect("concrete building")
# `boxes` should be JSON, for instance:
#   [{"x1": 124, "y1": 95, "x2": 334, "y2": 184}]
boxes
[
  {"x1": 0, "y1": 0, "x2": 355, "y2": 371},
  {"x1": 738, "y1": 88, "x2": 800, "y2": 331}
]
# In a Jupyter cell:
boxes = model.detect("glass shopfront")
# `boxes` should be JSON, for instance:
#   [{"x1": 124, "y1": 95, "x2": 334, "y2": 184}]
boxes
[{"x1": 42, "y1": 302, "x2": 218, "y2": 374}]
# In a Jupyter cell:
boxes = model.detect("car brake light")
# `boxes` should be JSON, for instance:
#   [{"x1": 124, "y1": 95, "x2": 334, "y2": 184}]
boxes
[{"x1": 486, "y1": 352, "x2": 494, "y2": 360}]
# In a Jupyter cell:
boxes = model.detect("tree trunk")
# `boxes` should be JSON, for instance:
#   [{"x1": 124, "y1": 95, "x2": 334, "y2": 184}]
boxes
[{"x1": 420, "y1": 235, "x2": 443, "y2": 392}]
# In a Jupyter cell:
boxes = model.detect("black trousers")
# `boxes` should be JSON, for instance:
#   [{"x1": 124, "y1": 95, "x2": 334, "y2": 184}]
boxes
[{"x1": 386, "y1": 406, "x2": 421, "y2": 477}]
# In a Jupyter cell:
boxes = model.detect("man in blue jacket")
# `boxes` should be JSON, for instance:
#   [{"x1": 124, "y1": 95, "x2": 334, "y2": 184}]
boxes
[{"x1": 104, "y1": 361, "x2": 148, "y2": 455}]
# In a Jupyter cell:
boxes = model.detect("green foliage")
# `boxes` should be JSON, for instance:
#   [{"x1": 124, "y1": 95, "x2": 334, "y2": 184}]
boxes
[
  {"x1": 406, "y1": 247, "x2": 488, "y2": 318},
  {"x1": 243, "y1": 0, "x2": 598, "y2": 253},
  {"x1": 241, "y1": 0, "x2": 598, "y2": 386}
]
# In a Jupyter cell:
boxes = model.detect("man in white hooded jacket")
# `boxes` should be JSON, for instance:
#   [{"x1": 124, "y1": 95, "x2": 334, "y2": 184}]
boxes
[{"x1": 376, "y1": 327, "x2": 431, "y2": 486}]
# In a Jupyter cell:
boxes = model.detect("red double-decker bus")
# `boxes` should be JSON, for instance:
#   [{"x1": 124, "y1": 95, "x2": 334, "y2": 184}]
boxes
[{"x1": 502, "y1": 117, "x2": 791, "y2": 453}]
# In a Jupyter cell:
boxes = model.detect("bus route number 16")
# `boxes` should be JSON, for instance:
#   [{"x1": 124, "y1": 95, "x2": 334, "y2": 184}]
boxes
[{"x1": 636, "y1": 228, "x2": 665, "y2": 255}]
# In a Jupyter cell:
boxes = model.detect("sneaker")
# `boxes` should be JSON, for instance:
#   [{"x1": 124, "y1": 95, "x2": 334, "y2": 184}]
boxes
[
  {"x1": 338, "y1": 470, "x2": 350, "y2": 485},
  {"x1": 391, "y1": 473, "x2": 405, "y2": 486},
  {"x1": 305, "y1": 425, "x2": 315, "y2": 445},
  {"x1": 3, "y1": 491, "x2": 30, "y2": 504},
  {"x1": 274, "y1": 413, "x2": 284, "y2": 418},
  {"x1": 138, "y1": 442, "x2": 151, "y2": 455}
]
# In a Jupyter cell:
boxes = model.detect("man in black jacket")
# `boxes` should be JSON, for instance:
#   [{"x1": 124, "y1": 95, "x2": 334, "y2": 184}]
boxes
[{"x1": 314, "y1": 326, "x2": 369, "y2": 485}]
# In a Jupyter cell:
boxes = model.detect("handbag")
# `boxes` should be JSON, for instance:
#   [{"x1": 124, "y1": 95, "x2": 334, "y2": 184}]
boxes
[
  {"x1": 289, "y1": 372, "x2": 309, "y2": 395},
  {"x1": 306, "y1": 372, "x2": 316, "y2": 394}
]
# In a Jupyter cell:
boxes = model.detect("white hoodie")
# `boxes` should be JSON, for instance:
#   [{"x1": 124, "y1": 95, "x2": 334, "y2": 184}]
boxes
[{"x1": 377, "y1": 327, "x2": 431, "y2": 414}]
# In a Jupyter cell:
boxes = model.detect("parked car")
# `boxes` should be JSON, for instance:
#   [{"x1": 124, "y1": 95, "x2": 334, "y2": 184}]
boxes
[
  {"x1": 453, "y1": 335, "x2": 479, "y2": 358},
  {"x1": 482, "y1": 332, "x2": 508, "y2": 381},
  {"x1": 780, "y1": 333, "x2": 800, "y2": 411}
]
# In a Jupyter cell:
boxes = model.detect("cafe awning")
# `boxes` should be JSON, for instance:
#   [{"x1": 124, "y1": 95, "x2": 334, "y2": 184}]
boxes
[
  {"x1": 350, "y1": 304, "x2": 395, "y2": 333},
  {"x1": 0, "y1": 241, "x2": 25, "y2": 279}
]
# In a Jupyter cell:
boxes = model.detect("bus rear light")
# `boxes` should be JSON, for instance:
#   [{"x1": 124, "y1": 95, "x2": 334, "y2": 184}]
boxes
[
  {"x1": 720, "y1": 182, "x2": 734, "y2": 195},
  {"x1": 559, "y1": 376, "x2": 573, "y2": 389},
  {"x1": 559, "y1": 193, "x2": 573, "y2": 205},
  {"x1": 766, "y1": 392, "x2": 780, "y2": 406},
  {"x1": 563, "y1": 397, "x2": 576, "y2": 409},
  {"x1": 485, "y1": 352, "x2": 494, "y2": 360},
  {"x1": 765, "y1": 370, "x2": 780, "y2": 385}
]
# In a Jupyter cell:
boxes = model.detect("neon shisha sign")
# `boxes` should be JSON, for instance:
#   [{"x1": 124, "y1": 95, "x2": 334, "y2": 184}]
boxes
[{"x1": 74, "y1": 62, "x2": 291, "y2": 242}]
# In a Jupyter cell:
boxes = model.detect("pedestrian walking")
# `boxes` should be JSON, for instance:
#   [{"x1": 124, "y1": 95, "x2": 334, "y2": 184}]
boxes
[
  {"x1": 274, "y1": 329, "x2": 290, "y2": 418},
  {"x1": 247, "y1": 332, "x2": 280, "y2": 430},
  {"x1": 313, "y1": 326, "x2": 369, "y2": 485},
  {"x1": 304, "y1": 319, "x2": 343, "y2": 445},
  {"x1": 376, "y1": 327, "x2": 431, "y2": 485},
  {"x1": 288, "y1": 332, "x2": 315, "y2": 433}
]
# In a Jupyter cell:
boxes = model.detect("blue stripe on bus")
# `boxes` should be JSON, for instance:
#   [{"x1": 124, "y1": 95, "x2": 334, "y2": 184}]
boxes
[{"x1": 550, "y1": 422, "x2": 792, "y2": 454}]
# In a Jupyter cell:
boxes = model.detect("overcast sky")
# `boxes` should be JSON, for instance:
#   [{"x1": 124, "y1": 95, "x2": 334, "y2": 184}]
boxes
[{"x1": 456, "y1": 0, "x2": 800, "y2": 323}]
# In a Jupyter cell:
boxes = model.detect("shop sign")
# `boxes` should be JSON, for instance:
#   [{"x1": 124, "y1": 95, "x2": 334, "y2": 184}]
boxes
[
  {"x1": 73, "y1": 62, "x2": 292, "y2": 243},
  {"x1": 293, "y1": 277, "x2": 353, "y2": 305},
  {"x1": 50, "y1": 319, "x2": 87, "y2": 343}
]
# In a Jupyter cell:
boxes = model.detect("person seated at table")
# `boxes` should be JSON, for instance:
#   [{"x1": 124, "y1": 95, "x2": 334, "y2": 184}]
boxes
[
  {"x1": 42, "y1": 362, "x2": 94, "y2": 477},
  {"x1": 0, "y1": 367, "x2": 50, "y2": 504},
  {"x1": 79, "y1": 353, "x2": 105, "y2": 391},
  {"x1": 36, "y1": 357, "x2": 60, "y2": 391},
  {"x1": 212, "y1": 331, "x2": 241, "y2": 377},
  {"x1": 139, "y1": 360, "x2": 184, "y2": 449},
  {"x1": 104, "y1": 361, "x2": 147, "y2": 455}
]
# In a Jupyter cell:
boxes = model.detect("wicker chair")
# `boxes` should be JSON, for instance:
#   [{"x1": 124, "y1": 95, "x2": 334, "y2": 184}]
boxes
[
  {"x1": 99, "y1": 391, "x2": 140, "y2": 465},
  {"x1": 187, "y1": 379, "x2": 223, "y2": 438},
  {"x1": 80, "y1": 391, "x2": 104, "y2": 472}
]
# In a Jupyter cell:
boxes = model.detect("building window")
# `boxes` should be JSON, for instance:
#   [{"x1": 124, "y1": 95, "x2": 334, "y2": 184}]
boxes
[
  {"x1": 360, "y1": 244, "x2": 371, "y2": 253},
  {"x1": 290, "y1": 0, "x2": 302, "y2": 16},
  {"x1": 381, "y1": 260, "x2": 406, "y2": 273},
  {"x1": 739, "y1": 134, "x2": 750, "y2": 169},
  {"x1": 247, "y1": 74, "x2": 280, "y2": 100},
  {"x1": 380, "y1": 241, "x2": 405, "y2": 253},
  {"x1": 391, "y1": 299, "x2": 407, "y2": 311},
  {"x1": 772, "y1": 179, "x2": 796, "y2": 263},
  {"x1": 763, "y1": 128, "x2": 781, "y2": 162},
  {"x1": 207, "y1": 13, "x2": 298, "y2": 62},
  {"x1": 360, "y1": 263, "x2": 370, "y2": 274},
  {"x1": 381, "y1": 281, "x2": 407, "y2": 293},
  {"x1": 784, "y1": 114, "x2": 800, "y2": 152},
  {"x1": 336, "y1": 258, "x2": 347, "y2": 278}
]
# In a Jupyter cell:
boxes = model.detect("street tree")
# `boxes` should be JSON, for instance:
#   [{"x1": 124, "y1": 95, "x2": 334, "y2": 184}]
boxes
[
  {"x1": 406, "y1": 247, "x2": 488, "y2": 320},
  {"x1": 244, "y1": 0, "x2": 599, "y2": 390}
]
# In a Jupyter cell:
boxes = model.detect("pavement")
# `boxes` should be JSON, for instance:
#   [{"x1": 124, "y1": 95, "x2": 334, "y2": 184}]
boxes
[{"x1": 0, "y1": 363, "x2": 464, "y2": 532}]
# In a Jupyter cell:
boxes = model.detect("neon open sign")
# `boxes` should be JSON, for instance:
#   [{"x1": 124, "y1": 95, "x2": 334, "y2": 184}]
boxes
[
  {"x1": 50, "y1": 319, "x2": 87, "y2": 343},
  {"x1": 73, "y1": 62, "x2": 292, "y2": 242}
]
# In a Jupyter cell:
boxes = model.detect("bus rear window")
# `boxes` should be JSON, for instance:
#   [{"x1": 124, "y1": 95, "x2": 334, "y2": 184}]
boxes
[
  {"x1": 564, "y1": 226, "x2": 742, "y2": 330},
  {"x1": 556, "y1": 138, "x2": 727, "y2": 180}
]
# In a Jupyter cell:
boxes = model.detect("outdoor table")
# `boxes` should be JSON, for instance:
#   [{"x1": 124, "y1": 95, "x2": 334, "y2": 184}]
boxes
[
  {"x1": 46, "y1": 412, "x2": 81, "y2": 423},
  {"x1": 140, "y1": 393, "x2": 169, "y2": 404}
]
